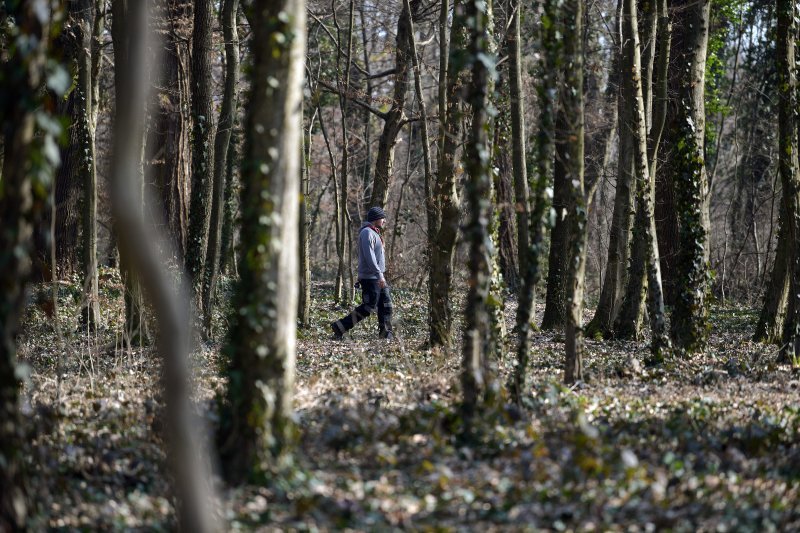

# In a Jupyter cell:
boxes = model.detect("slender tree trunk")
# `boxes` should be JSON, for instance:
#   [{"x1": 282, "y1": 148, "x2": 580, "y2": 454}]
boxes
[
  {"x1": 66, "y1": 0, "x2": 101, "y2": 329},
  {"x1": 367, "y1": 0, "x2": 415, "y2": 211},
  {"x1": 428, "y1": 0, "x2": 463, "y2": 347},
  {"x1": 218, "y1": 0, "x2": 305, "y2": 481},
  {"x1": 462, "y1": 0, "x2": 497, "y2": 420},
  {"x1": 202, "y1": 0, "x2": 240, "y2": 335},
  {"x1": 513, "y1": 0, "x2": 559, "y2": 399},
  {"x1": 618, "y1": 0, "x2": 670, "y2": 356},
  {"x1": 185, "y1": 0, "x2": 217, "y2": 293},
  {"x1": 562, "y1": 0, "x2": 586, "y2": 385},
  {"x1": 670, "y1": 0, "x2": 711, "y2": 353},
  {"x1": 219, "y1": 128, "x2": 239, "y2": 276},
  {"x1": 299, "y1": 107, "x2": 316, "y2": 327},
  {"x1": 332, "y1": 0, "x2": 355, "y2": 303},
  {"x1": 0, "y1": 4, "x2": 59, "y2": 528},
  {"x1": 508, "y1": 0, "x2": 528, "y2": 291}
]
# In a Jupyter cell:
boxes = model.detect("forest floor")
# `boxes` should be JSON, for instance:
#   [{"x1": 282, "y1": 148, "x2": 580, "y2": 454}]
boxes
[{"x1": 16, "y1": 273, "x2": 800, "y2": 531}]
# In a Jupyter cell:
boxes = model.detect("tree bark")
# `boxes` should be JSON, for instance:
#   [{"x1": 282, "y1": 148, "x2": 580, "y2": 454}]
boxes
[
  {"x1": 508, "y1": 0, "x2": 527, "y2": 289},
  {"x1": 669, "y1": 0, "x2": 711, "y2": 353},
  {"x1": 149, "y1": 0, "x2": 191, "y2": 261},
  {"x1": 585, "y1": 0, "x2": 627, "y2": 338},
  {"x1": 366, "y1": 0, "x2": 415, "y2": 211},
  {"x1": 461, "y1": 0, "x2": 496, "y2": 419},
  {"x1": 185, "y1": 0, "x2": 217, "y2": 293},
  {"x1": 562, "y1": 0, "x2": 586, "y2": 385},
  {"x1": 202, "y1": 0, "x2": 240, "y2": 336},
  {"x1": 0, "y1": 4, "x2": 58, "y2": 528},
  {"x1": 776, "y1": 0, "x2": 800, "y2": 362},
  {"x1": 428, "y1": 0, "x2": 463, "y2": 348},
  {"x1": 217, "y1": 0, "x2": 305, "y2": 482},
  {"x1": 512, "y1": 0, "x2": 559, "y2": 398},
  {"x1": 754, "y1": 199, "x2": 790, "y2": 343}
]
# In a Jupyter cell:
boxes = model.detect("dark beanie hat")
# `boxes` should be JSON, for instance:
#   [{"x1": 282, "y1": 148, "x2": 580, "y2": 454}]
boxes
[{"x1": 367, "y1": 206, "x2": 386, "y2": 222}]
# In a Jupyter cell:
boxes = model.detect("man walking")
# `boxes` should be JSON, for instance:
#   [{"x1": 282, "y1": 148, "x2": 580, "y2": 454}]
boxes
[{"x1": 331, "y1": 206, "x2": 394, "y2": 340}]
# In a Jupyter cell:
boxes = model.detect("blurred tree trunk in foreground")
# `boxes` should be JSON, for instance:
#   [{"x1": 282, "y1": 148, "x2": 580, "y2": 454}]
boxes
[
  {"x1": 107, "y1": 1, "x2": 219, "y2": 528},
  {"x1": 218, "y1": 0, "x2": 305, "y2": 483},
  {"x1": 0, "y1": 3, "x2": 61, "y2": 528}
]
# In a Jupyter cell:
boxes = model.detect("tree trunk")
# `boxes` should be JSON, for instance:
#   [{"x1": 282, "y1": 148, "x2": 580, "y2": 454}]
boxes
[
  {"x1": 541, "y1": 107, "x2": 571, "y2": 331},
  {"x1": 618, "y1": 0, "x2": 670, "y2": 356},
  {"x1": 112, "y1": 0, "x2": 148, "y2": 348},
  {"x1": 366, "y1": 0, "x2": 415, "y2": 211},
  {"x1": 508, "y1": 0, "x2": 527, "y2": 290},
  {"x1": 585, "y1": 0, "x2": 626, "y2": 338},
  {"x1": 202, "y1": 0, "x2": 240, "y2": 336},
  {"x1": 149, "y1": 0, "x2": 191, "y2": 260},
  {"x1": 76, "y1": 0, "x2": 101, "y2": 329},
  {"x1": 299, "y1": 107, "x2": 316, "y2": 327},
  {"x1": 754, "y1": 200, "x2": 790, "y2": 343},
  {"x1": 461, "y1": 0, "x2": 496, "y2": 420},
  {"x1": 185, "y1": 0, "x2": 217, "y2": 293},
  {"x1": 562, "y1": 0, "x2": 586, "y2": 385},
  {"x1": 0, "y1": 4, "x2": 58, "y2": 528},
  {"x1": 428, "y1": 0, "x2": 463, "y2": 348},
  {"x1": 776, "y1": 0, "x2": 800, "y2": 362},
  {"x1": 669, "y1": 0, "x2": 711, "y2": 353},
  {"x1": 219, "y1": 128, "x2": 239, "y2": 276},
  {"x1": 512, "y1": 0, "x2": 559, "y2": 399},
  {"x1": 217, "y1": 0, "x2": 305, "y2": 482},
  {"x1": 108, "y1": 2, "x2": 219, "y2": 528}
]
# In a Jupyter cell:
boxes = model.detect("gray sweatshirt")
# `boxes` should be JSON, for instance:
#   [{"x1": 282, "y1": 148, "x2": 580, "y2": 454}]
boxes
[{"x1": 357, "y1": 222, "x2": 386, "y2": 282}]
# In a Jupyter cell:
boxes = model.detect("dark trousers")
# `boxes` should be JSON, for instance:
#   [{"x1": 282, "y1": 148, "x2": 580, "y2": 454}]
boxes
[{"x1": 334, "y1": 279, "x2": 393, "y2": 337}]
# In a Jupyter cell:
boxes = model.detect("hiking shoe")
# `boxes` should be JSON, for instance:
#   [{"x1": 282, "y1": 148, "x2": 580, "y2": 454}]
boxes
[
  {"x1": 379, "y1": 330, "x2": 395, "y2": 341},
  {"x1": 330, "y1": 321, "x2": 344, "y2": 340}
]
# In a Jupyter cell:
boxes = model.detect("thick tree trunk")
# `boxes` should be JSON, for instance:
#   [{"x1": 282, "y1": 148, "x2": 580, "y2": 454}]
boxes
[
  {"x1": 669, "y1": 0, "x2": 711, "y2": 353},
  {"x1": 776, "y1": 0, "x2": 800, "y2": 362},
  {"x1": 185, "y1": 0, "x2": 217, "y2": 292},
  {"x1": 541, "y1": 107, "x2": 571, "y2": 331},
  {"x1": 562, "y1": 0, "x2": 586, "y2": 385},
  {"x1": 149, "y1": 0, "x2": 191, "y2": 260},
  {"x1": 754, "y1": 199, "x2": 790, "y2": 343},
  {"x1": 217, "y1": 0, "x2": 305, "y2": 482},
  {"x1": 0, "y1": 5, "x2": 58, "y2": 528},
  {"x1": 428, "y1": 0, "x2": 462, "y2": 348},
  {"x1": 112, "y1": 0, "x2": 148, "y2": 348},
  {"x1": 202, "y1": 0, "x2": 240, "y2": 335}
]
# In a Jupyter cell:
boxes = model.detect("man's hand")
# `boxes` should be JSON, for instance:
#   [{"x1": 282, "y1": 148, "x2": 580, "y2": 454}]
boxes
[{"x1": 379, "y1": 279, "x2": 387, "y2": 288}]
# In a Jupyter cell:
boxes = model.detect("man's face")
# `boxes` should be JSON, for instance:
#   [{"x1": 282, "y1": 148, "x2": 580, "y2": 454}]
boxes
[{"x1": 374, "y1": 217, "x2": 387, "y2": 229}]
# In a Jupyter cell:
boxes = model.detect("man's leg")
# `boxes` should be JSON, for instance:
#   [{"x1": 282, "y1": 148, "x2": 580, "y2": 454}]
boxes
[
  {"x1": 332, "y1": 280, "x2": 380, "y2": 337},
  {"x1": 377, "y1": 286, "x2": 393, "y2": 338}
]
